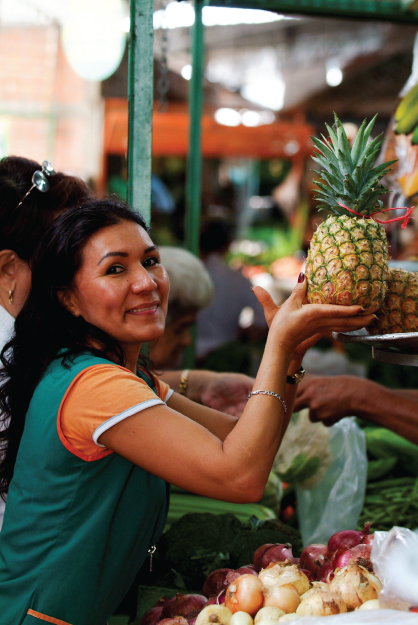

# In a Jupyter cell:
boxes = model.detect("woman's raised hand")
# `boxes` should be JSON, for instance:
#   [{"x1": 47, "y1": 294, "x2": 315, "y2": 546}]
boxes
[{"x1": 253, "y1": 274, "x2": 376, "y2": 357}]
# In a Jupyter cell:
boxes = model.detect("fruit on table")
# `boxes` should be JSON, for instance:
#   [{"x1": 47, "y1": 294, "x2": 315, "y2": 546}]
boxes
[
  {"x1": 369, "y1": 268, "x2": 418, "y2": 334},
  {"x1": 306, "y1": 113, "x2": 394, "y2": 314}
]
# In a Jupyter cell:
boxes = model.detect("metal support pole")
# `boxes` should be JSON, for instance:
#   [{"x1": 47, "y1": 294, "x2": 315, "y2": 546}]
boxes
[
  {"x1": 183, "y1": 0, "x2": 205, "y2": 368},
  {"x1": 127, "y1": 0, "x2": 154, "y2": 225},
  {"x1": 185, "y1": 0, "x2": 205, "y2": 255}
]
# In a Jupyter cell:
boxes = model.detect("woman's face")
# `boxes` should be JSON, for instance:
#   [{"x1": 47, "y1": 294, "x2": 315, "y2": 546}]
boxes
[
  {"x1": 66, "y1": 220, "x2": 169, "y2": 351},
  {"x1": 150, "y1": 310, "x2": 197, "y2": 369}
]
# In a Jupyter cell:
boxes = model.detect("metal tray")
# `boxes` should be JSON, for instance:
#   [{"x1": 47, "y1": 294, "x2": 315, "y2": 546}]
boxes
[{"x1": 332, "y1": 329, "x2": 418, "y2": 366}]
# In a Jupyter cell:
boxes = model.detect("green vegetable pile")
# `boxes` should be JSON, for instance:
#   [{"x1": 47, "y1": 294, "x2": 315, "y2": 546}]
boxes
[
  {"x1": 152, "y1": 513, "x2": 302, "y2": 592},
  {"x1": 359, "y1": 476, "x2": 418, "y2": 532}
]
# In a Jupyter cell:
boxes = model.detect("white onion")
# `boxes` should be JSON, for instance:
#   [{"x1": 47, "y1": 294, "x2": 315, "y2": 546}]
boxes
[
  {"x1": 195, "y1": 605, "x2": 233, "y2": 625},
  {"x1": 258, "y1": 565, "x2": 309, "y2": 596},
  {"x1": 278, "y1": 616, "x2": 303, "y2": 622},
  {"x1": 230, "y1": 612, "x2": 254, "y2": 625},
  {"x1": 358, "y1": 599, "x2": 380, "y2": 611},
  {"x1": 263, "y1": 584, "x2": 300, "y2": 614},
  {"x1": 254, "y1": 607, "x2": 285, "y2": 623},
  {"x1": 329, "y1": 564, "x2": 382, "y2": 610},
  {"x1": 296, "y1": 583, "x2": 347, "y2": 617}
]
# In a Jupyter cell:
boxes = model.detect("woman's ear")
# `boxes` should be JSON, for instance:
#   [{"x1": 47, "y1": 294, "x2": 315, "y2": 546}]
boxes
[
  {"x1": 0, "y1": 250, "x2": 17, "y2": 293},
  {"x1": 57, "y1": 289, "x2": 80, "y2": 317}
]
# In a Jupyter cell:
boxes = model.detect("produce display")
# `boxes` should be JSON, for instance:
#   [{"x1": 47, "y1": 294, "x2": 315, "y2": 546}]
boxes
[
  {"x1": 305, "y1": 114, "x2": 393, "y2": 314},
  {"x1": 151, "y1": 514, "x2": 302, "y2": 592},
  {"x1": 369, "y1": 268, "x2": 418, "y2": 335},
  {"x1": 358, "y1": 476, "x2": 418, "y2": 532},
  {"x1": 141, "y1": 528, "x2": 387, "y2": 625}
]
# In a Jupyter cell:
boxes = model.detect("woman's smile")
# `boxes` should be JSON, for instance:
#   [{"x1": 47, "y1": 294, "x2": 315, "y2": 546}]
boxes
[{"x1": 126, "y1": 301, "x2": 160, "y2": 315}]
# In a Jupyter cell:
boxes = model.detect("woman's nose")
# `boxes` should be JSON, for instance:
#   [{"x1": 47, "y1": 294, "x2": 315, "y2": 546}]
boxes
[{"x1": 131, "y1": 267, "x2": 157, "y2": 293}]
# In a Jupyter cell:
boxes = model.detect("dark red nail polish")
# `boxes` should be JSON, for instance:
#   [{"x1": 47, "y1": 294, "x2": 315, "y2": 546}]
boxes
[{"x1": 298, "y1": 272, "x2": 305, "y2": 283}]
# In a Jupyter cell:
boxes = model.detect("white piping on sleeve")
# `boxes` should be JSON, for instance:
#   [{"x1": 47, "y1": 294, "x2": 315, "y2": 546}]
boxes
[
  {"x1": 93, "y1": 398, "x2": 165, "y2": 447},
  {"x1": 164, "y1": 388, "x2": 174, "y2": 402}
]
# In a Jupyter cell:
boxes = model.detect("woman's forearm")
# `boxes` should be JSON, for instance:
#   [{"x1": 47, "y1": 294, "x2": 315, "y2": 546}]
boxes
[{"x1": 220, "y1": 337, "x2": 292, "y2": 499}]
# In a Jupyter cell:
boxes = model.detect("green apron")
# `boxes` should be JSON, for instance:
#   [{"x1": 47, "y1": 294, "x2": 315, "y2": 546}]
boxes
[{"x1": 0, "y1": 353, "x2": 168, "y2": 625}]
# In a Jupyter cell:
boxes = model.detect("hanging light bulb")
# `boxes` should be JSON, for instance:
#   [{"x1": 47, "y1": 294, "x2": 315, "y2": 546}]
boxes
[
  {"x1": 62, "y1": 0, "x2": 127, "y2": 82},
  {"x1": 326, "y1": 59, "x2": 343, "y2": 87}
]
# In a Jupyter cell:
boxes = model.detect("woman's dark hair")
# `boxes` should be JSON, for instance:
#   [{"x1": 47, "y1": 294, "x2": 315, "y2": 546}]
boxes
[
  {"x1": 0, "y1": 155, "x2": 92, "y2": 262},
  {"x1": 0, "y1": 198, "x2": 149, "y2": 497}
]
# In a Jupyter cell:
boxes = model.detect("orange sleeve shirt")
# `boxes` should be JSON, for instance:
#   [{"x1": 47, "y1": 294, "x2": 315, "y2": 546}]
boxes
[{"x1": 58, "y1": 365, "x2": 172, "y2": 459}]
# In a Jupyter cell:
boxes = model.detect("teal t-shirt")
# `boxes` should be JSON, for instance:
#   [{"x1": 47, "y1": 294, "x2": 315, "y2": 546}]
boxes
[{"x1": 0, "y1": 353, "x2": 168, "y2": 625}]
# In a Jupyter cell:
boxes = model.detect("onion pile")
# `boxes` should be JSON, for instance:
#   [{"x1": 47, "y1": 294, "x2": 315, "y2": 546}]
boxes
[
  {"x1": 142, "y1": 528, "x2": 383, "y2": 625},
  {"x1": 299, "y1": 523, "x2": 375, "y2": 583}
]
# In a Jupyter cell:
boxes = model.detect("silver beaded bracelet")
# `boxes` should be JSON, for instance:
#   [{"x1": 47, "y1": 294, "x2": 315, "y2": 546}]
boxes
[{"x1": 247, "y1": 390, "x2": 287, "y2": 413}]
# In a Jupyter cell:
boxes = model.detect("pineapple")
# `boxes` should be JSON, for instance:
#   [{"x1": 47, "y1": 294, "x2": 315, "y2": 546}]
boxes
[
  {"x1": 305, "y1": 114, "x2": 396, "y2": 314},
  {"x1": 369, "y1": 268, "x2": 418, "y2": 334}
]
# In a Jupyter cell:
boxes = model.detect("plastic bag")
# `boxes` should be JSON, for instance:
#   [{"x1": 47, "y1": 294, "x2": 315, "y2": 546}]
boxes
[
  {"x1": 286, "y1": 610, "x2": 418, "y2": 624},
  {"x1": 274, "y1": 409, "x2": 332, "y2": 489},
  {"x1": 372, "y1": 526, "x2": 418, "y2": 610},
  {"x1": 296, "y1": 417, "x2": 367, "y2": 546}
]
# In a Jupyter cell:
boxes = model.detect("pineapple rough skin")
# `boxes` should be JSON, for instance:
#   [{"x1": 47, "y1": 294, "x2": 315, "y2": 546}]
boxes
[
  {"x1": 306, "y1": 214, "x2": 388, "y2": 314},
  {"x1": 369, "y1": 268, "x2": 418, "y2": 335}
]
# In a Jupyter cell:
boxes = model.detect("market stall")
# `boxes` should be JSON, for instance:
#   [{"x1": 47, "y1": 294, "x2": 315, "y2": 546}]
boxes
[{"x1": 118, "y1": 1, "x2": 418, "y2": 624}]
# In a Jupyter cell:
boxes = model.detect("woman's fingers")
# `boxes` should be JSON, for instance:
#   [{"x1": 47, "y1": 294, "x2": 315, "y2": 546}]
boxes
[
  {"x1": 308, "y1": 303, "x2": 367, "y2": 318},
  {"x1": 289, "y1": 273, "x2": 308, "y2": 305},
  {"x1": 319, "y1": 314, "x2": 376, "y2": 333},
  {"x1": 252, "y1": 286, "x2": 279, "y2": 326}
]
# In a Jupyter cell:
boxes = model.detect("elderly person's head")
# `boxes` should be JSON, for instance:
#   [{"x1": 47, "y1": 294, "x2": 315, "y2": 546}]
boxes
[
  {"x1": 0, "y1": 156, "x2": 92, "y2": 317},
  {"x1": 150, "y1": 246, "x2": 213, "y2": 368}
]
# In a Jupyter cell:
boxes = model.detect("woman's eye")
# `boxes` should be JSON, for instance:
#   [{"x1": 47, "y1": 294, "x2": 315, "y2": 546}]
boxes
[
  {"x1": 143, "y1": 256, "x2": 160, "y2": 268},
  {"x1": 106, "y1": 264, "x2": 125, "y2": 275}
]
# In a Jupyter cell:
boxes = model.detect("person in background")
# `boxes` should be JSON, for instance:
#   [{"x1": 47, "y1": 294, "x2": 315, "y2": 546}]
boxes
[
  {"x1": 295, "y1": 373, "x2": 418, "y2": 446},
  {"x1": 0, "y1": 155, "x2": 92, "y2": 530},
  {"x1": 152, "y1": 247, "x2": 257, "y2": 416},
  {"x1": 150, "y1": 246, "x2": 213, "y2": 369},
  {"x1": 196, "y1": 219, "x2": 267, "y2": 364}
]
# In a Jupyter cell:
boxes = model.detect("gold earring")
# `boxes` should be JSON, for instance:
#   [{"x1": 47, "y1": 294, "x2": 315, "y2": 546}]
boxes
[{"x1": 8, "y1": 290, "x2": 13, "y2": 305}]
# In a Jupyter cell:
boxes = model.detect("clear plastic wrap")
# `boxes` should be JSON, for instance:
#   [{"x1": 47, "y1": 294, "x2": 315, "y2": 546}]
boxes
[
  {"x1": 285, "y1": 609, "x2": 418, "y2": 624},
  {"x1": 371, "y1": 527, "x2": 418, "y2": 611}
]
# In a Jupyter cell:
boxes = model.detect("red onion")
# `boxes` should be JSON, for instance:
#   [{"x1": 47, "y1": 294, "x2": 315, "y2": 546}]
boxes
[
  {"x1": 203, "y1": 591, "x2": 226, "y2": 607},
  {"x1": 333, "y1": 543, "x2": 373, "y2": 572},
  {"x1": 299, "y1": 568, "x2": 314, "y2": 583},
  {"x1": 158, "y1": 619, "x2": 189, "y2": 625},
  {"x1": 362, "y1": 534, "x2": 374, "y2": 546},
  {"x1": 225, "y1": 567, "x2": 258, "y2": 585},
  {"x1": 202, "y1": 569, "x2": 234, "y2": 598},
  {"x1": 254, "y1": 543, "x2": 296, "y2": 572},
  {"x1": 318, "y1": 560, "x2": 334, "y2": 583},
  {"x1": 162, "y1": 594, "x2": 207, "y2": 619},
  {"x1": 141, "y1": 606, "x2": 163, "y2": 625},
  {"x1": 185, "y1": 610, "x2": 201, "y2": 625},
  {"x1": 327, "y1": 530, "x2": 364, "y2": 554},
  {"x1": 252, "y1": 544, "x2": 275, "y2": 572},
  {"x1": 299, "y1": 544, "x2": 329, "y2": 580}
]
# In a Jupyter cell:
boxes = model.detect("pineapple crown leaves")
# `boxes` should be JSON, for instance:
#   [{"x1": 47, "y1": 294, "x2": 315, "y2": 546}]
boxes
[{"x1": 311, "y1": 113, "x2": 397, "y2": 216}]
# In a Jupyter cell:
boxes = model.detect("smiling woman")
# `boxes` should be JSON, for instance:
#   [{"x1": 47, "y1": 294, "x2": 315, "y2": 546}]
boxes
[{"x1": 0, "y1": 197, "x2": 376, "y2": 625}]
